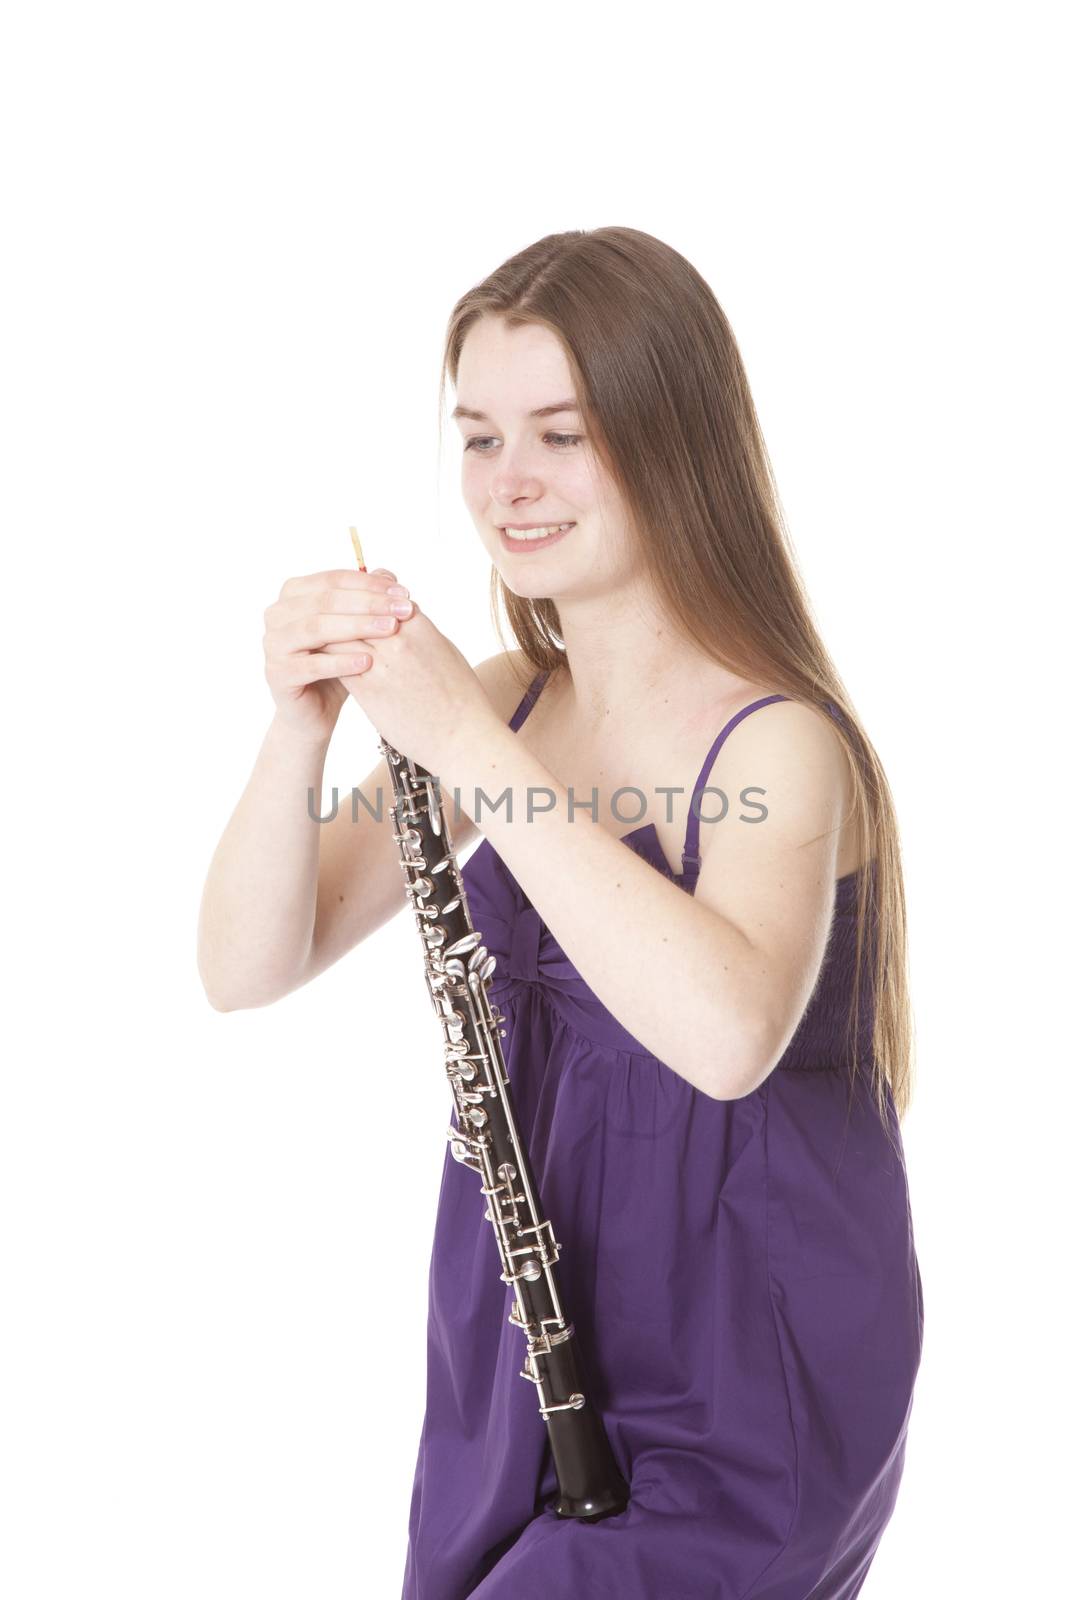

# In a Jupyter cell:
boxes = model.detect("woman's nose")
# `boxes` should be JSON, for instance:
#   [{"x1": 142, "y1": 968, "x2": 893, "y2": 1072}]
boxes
[{"x1": 487, "y1": 444, "x2": 547, "y2": 496}]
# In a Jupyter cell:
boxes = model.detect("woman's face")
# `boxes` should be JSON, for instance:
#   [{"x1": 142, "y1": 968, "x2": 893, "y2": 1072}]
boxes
[{"x1": 454, "y1": 316, "x2": 637, "y2": 601}]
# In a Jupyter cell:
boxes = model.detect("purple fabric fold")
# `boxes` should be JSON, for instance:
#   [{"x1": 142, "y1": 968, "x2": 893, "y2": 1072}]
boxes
[{"x1": 399, "y1": 678, "x2": 923, "y2": 1598}]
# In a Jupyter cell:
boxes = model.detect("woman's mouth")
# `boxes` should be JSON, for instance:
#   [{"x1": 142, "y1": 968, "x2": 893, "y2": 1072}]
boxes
[{"x1": 498, "y1": 522, "x2": 576, "y2": 553}]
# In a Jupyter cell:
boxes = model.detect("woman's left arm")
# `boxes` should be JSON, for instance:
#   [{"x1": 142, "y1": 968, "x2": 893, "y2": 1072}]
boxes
[
  {"x1": 443, "y1": 699, "x2": 851, "y2": 1101},
  {"x1": 338, "y1": 608, "x2": 849, "y2": 1101}
]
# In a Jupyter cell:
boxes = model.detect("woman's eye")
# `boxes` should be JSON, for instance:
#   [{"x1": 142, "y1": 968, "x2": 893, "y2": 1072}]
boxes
[{"x1": 463, "y1": 433, "x2": 583, "y2": 453}]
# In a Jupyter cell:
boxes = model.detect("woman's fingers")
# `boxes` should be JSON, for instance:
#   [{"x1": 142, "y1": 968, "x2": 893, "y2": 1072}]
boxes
[
  {"x1": 262, "y1": 571, "x2": 416, "y2": 688},
  {"x1": 267, "y1": 584, "x2": 408, "y2": 623},
  {"x1": 315, "y1": 603, "x2": 420, "y2": 654},
  {"x1": 266, "y1": 612, "x2": 402, "y2": 656},
  {"x1": 270, "y1": 646, "x2": 376, "y2": 686},
  {"x1": 275, "y1": 567, "x2": 400, "y2": 600}
]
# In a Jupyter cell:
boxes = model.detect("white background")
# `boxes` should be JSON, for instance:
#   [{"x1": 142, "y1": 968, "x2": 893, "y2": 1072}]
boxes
[{"x1": 2, "y1": 2, "x2": 1062, "y2": 1594}]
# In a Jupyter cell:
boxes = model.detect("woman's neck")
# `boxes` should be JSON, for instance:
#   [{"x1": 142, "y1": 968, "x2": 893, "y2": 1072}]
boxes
[{"x1": 552, "y1": 597, "x2": 748, "y2": 730}]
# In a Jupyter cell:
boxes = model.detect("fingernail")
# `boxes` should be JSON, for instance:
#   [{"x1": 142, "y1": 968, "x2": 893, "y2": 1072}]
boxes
[
  {"x1": 387, "y1": 584, "x2": 409, "y2": 597},
  {"x1": 390, "y1": 600, "x2": 413, "y2": 616}
]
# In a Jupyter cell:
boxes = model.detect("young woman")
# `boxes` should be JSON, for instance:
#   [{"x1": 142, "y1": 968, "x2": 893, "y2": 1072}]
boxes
[{"x1": 199, "y1": 227, "x2": 924, "y2": 1599}]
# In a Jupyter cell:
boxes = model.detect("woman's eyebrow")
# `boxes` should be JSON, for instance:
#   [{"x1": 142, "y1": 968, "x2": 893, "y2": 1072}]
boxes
[{"x1": 451, "y1": 400, "x2": 581, "y2": 422}]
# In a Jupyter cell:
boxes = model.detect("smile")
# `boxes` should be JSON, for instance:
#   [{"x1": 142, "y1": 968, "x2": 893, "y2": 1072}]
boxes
[{"x1": 499, "y1": 522, "x2": 576, "y2": 551}]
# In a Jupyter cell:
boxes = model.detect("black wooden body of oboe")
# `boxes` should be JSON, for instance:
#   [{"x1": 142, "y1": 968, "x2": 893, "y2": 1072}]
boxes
[{"x1": 381, "y1": 738, "x2": 629, "y2": 1521}]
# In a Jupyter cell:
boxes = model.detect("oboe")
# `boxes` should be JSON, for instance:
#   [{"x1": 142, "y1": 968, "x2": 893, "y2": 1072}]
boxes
[
  {"x1": 381, "y1": 739, "x2": 629, "y2": 1520},
  {"x1": 349, "y1": 531, "x2": 628, "y2": 1522}
]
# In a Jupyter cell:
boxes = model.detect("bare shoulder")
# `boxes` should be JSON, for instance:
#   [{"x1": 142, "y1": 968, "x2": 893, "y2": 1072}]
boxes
[
  {"x1": 716, "y1": 692, "x2": 851, "y2": 778},
  {"x1": 687, "y1": 694, "x2": 864, "y2": 1094},
  {"x1": 696, "y1": 693, "x2": 856, "y2": 874},
  {"x1": 471, "y1": 648, "x2": 540, "y2": 723}
]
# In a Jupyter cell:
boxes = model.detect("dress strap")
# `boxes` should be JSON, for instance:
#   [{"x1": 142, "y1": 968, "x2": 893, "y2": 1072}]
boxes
[
  {"x1": 680, "y1": 695, "x2": 792, "y2": 890},
  {"x1": 508, "y1": 669, "x2": 550, "y2": 732},
  {"x1": 509, "y1": 679, "x2": 845, "y2": 887}
]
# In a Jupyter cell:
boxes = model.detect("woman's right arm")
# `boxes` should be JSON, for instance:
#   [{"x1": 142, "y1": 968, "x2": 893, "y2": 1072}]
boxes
[
  {"x1": 197, "y1": 728, "x2": 476, "y2": 1011},
  {"x1": 196, "y1": 565, "x2": 529, "y2": 1010}
]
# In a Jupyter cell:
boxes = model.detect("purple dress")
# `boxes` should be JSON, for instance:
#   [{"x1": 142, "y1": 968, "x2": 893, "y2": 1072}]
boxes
[{"x1": 402, "y1": 673, "x2": 923, "y2": 1600}]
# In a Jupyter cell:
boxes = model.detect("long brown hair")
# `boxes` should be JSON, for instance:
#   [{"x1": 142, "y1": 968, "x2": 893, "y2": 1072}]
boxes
[{"x1": 437, "y1": 226, "x2": 914, "y2": 1132}]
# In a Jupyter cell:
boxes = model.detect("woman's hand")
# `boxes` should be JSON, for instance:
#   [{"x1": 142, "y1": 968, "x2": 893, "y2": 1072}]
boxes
[
  {"x1": 262, "y1": 566, "x2": 413, "y2": 744},
  {"x1": 328, "y1": 597, "x2": 504, "y2": 775}
]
